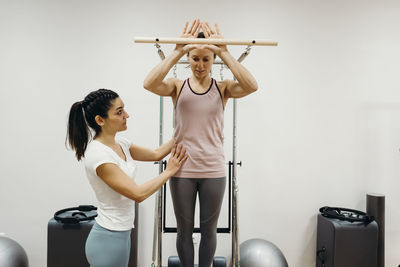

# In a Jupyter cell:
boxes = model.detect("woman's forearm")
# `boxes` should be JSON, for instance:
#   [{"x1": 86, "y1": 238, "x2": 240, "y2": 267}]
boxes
[
  {"x1": 154, "y1": 138, "x2": 175, "y2": 161},
  {"x1": 143, "y1": 49, "x2": 185, "y2": 90},
  {"x1": 135, "y1": 169, "x2": 174, "y2": 202},
  {"x1": 219, "y1": 50, "x2": 258, "y2": 92}
]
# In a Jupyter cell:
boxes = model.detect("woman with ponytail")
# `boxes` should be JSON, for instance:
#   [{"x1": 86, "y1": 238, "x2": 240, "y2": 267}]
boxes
[{"x1": 67, "y1": 89, "x2": 187, "y2": 267}]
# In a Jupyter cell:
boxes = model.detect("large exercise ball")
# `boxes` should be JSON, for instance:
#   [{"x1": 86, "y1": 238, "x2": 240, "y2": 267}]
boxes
[
  {"x1": 240, "y1": 238, "x2": 288, "y2": 267},
  {"x1": 0, "y1": 236, "x2": 29, "y2": 267}
]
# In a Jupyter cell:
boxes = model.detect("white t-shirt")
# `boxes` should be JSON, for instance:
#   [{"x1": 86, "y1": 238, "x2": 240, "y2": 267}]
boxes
[{"x1": 84, "y1": 137, "x2": 137, "y2": 231}]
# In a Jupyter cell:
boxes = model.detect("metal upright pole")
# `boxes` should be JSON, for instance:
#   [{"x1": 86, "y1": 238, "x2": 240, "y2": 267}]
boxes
[
  {"x1": 151, "y1": 195, "x2": 158, "y2": 267},
  {"x1": 231, "y1": 98, "x2": 240, "y2": 267},
  {"x1": 157, "y1": 95, "x2": 164, "y2": 267},
  {"x1": 151, "y1": 44, "x2": 165, "y2": 267},
  {"x1": 151, "y1": 95, "x2": 164, "y2": 267},
  {"x1": 231, "y1": 45, "x2": 251, "y2": 267}
]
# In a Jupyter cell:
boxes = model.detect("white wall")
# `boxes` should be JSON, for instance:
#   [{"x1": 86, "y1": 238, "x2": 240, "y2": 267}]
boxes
[{"x1": 0, "y1": 0, "x2": 399, "y2": 266}]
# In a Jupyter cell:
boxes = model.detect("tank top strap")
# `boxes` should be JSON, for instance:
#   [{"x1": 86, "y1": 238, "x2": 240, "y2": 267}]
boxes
[
  {"x1": 212, "y1": 78, "x2": 224, "y2": 104},
  {"x1": 175, "y1": 79, "x2": 188, "y2": 106}
]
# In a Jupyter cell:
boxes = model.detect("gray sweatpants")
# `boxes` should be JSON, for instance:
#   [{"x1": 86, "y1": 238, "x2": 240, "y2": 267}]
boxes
[{"x1": 169, "y1": 177, "x2": 226, "y2": 267}]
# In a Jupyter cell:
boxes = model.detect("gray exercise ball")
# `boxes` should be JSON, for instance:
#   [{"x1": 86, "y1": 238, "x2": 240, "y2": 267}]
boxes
[
  {"x1": 240, "y1": 238, "x2": 288, "y2": 267},
  {"x1": 0, "y1": 236, "x2": 29, "y2": 267}
]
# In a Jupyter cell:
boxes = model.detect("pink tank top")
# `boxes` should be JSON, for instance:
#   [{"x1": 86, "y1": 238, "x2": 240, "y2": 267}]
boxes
[{"x1": 173, "y1": 78, "x2": 225, "y2": 178}]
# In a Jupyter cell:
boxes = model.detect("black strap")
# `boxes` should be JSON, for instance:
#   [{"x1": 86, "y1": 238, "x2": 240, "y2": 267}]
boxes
[
  {"x1": 54, "y1": 205, "x2": 97, "y2": 224},
  {"x1": 319, "y1": 206, "x2": 374, "y2": 224}
]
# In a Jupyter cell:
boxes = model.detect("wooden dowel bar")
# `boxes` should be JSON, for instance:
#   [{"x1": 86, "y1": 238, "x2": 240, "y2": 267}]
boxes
[{"x1": 134, "y1": 37, "x2": 278, "y2": 46}]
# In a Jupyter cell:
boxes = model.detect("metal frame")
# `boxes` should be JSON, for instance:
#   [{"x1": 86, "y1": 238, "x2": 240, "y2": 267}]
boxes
[{"x1": 151, "y1": 43, "x2": 165, "y2": 267}]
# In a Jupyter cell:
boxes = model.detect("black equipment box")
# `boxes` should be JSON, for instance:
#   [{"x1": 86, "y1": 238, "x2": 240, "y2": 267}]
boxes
[
  {"x1": 47, "y1": 203, "x2": 138, "y2": 267},
  {"x1": 316, "y1": 213, "x2": 378, "y2": 267}
]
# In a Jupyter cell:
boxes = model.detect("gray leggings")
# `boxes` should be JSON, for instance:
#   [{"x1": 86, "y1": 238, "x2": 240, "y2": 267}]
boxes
[
  {"x1": 170, "y1": 177, "x2": 226, "y2": 267},
  {"x1": 85, "y1": 222, "x2": 131, "y2": 267}
]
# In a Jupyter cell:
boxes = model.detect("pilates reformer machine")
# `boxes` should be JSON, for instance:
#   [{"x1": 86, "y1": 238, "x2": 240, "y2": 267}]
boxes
[{"x1": 134, "y1": 36, "x2": 278, "y2": 267}]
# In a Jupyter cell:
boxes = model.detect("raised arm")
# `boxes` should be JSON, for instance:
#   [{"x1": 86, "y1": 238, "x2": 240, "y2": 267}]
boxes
[
  {"x1": 96, "y1": 144, "x2": 187, "y2": 203},
  {"x1": 201, "y1": 22, "x2": 258, "y2": 99},
  {"x1": 143, "y1": 19, "x2": 202, "y2": 97},
  {"x1": 129, "y1": 138, "x2": 175, "y2": 162},
  {"x1": 142, "y1": 51, "x2": 183, "y2": 97}
]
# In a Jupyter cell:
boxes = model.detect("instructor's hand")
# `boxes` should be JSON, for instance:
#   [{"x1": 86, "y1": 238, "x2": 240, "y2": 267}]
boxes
[{"x1": 165, "y1": 144, "x2": 188, "y2": 175}]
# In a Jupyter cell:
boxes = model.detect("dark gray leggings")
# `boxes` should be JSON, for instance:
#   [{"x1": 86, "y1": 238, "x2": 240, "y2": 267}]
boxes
[{"x1": 169, "y1": 177, "x2": 226, "y2": 267}]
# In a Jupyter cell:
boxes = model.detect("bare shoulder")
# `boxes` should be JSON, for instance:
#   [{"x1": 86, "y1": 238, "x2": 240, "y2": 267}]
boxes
[
  {"x1": 169, "y1": 78, "x2": 185, "y2": 104},
  {"x1": 216, "y1": 80, "x2": 229, "y2": 91},
  {"x1": 174, "y1": 78, "x2": 185, "y2": 91},
  {"x1": 165, "y1": 78, "x2": 182, "y2": 91},
  {"x1": 217, "y1": 79, "x2": 235, "y2": 98}
]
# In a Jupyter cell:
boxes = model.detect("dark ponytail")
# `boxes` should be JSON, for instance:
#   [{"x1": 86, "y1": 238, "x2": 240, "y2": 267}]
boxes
[
  {"x1": 66, "y1": 89, "x2": 119, "y2": 161},
  {"x1": 67, "y1": 101, "x2": 91, "y2": 161}
]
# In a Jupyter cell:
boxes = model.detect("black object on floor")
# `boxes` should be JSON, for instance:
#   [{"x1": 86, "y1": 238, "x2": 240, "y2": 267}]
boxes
[
  {"x1": 168, "y1": 256, "x2": 226, "y2": 267},
  {"x1": 47, "y1": 203, "x2": 138, "y2": 267},
  {"x1": 316, "y1": 211, "x2": 378, "y2": 267}
]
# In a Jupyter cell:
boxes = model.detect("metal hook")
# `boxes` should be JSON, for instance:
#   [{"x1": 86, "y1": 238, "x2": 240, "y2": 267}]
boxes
[
  {"x1": 220, "y1": 64, "x2": 225, "y2": 81},
  {"x1": 154, "y1": 43, "x2": 165, "y2": 60},
  {"x1": 173, "y1": 64, "x2": 177, "y2": 78}
]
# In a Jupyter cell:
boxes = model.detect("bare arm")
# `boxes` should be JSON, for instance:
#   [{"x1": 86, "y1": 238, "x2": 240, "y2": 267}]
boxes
[
  {"x1": 201, "y1": 22, "x2": 258, "y2": 99},
  {"x1": 143, "y1": 19, "x2": 202, "y2": 97},
  {"x1": 142, "y1": 50, "x2": 184, "y2": 97},
  {"x1": 219, "y1": 51, "x2": 258, "y2": 98},
  {"x1": 96, "y1": 144, "x2": 187, "y2": 203},
  {"x1": 129, "y1": 138, "x2": 175, "y2": 161}
]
